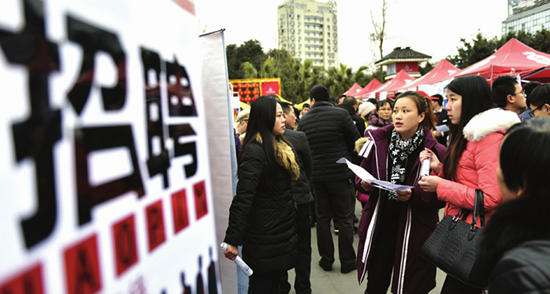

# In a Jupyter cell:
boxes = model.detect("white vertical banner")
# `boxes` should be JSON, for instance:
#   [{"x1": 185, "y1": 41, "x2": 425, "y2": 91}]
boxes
[
  {"x1": 0, "y1": 0, "x2": 220, "y2": 293},
  {"x1": 200, "y1": 29, "x2": 239, "y2": 294}
]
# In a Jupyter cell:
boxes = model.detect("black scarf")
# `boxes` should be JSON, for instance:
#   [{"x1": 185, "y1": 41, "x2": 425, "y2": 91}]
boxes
[{"x1": 387, "y1": 128, "x2": 424, "y2": 200}]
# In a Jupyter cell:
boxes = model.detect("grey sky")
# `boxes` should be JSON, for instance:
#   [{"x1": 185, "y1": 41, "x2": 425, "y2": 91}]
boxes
[{"x1": 195, "y1": 0, "x2": 508, "y2": 70}]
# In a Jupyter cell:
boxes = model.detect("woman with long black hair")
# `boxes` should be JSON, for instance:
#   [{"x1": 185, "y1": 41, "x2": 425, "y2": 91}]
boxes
[
  {"x1": 223, "y1": 96, "x2": 299, "y2": 293},
  {"x1": 418, "y1": 76, "x2": 520, "y2": 293}
]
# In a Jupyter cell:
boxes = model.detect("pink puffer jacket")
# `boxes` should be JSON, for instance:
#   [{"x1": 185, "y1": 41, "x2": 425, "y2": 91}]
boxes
[{"x1": 436, "y1": 108, "x2": 520, "y2": 226}]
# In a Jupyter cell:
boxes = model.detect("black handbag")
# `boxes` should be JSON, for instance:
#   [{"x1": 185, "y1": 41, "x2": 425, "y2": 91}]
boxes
[{"x1": 422, "y1": 189, "x2": 486, "y2": 288}]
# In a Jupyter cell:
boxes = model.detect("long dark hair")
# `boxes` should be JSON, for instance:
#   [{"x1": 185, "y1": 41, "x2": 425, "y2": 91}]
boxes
[
  {"x1": 241, "y1": 96, "x2": 278, "y2": 165},
  {"x1": 444, "y1": 76, "x2": 493, "y2": 179}
]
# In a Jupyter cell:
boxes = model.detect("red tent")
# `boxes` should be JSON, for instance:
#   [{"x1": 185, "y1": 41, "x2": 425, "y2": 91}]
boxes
[
  {"x1": 356, "y1": 79, "x2": 382, "y2": 98},
  {"x1": 360, "y1": 80, "x2": 391, "y2": 99},
  {"x1": 374, "y1": 70, "x2": 415, "y2": 99},
  {"x1": 400, "y1": 59, "x2": 460, "y2": 92},
  {"x1": 522, "y1": 66, "x2": 550, "y2": 83},
  {"x1": 457, "y1": 38, "x2": 550, "y2": 81},
  {"x1": 343, "y1": 83, "x2": 363, "y2": 96}
]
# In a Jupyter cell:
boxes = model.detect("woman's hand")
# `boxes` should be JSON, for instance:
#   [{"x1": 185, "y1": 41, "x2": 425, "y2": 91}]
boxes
[
  {"x1": 418, "y1": 175, "x2": 443, "y2": 192},
  {"x1": 396, "y1": 189, "x2": 412, "y2": 202},
  {"x1": 223, "y1": 244, "x2": 239, "y2": 261},
  {"x1": 419, "y1": 148, "x2": 441, "y2": 173}
]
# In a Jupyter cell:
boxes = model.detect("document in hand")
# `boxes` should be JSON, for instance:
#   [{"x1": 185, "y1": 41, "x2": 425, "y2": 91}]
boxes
[
  {"x1": 435, "y1": 124, "x2": 449, "y2": 133},
  {"x1": 336, "y1": 158, "x2": 413, "y2": 193}
]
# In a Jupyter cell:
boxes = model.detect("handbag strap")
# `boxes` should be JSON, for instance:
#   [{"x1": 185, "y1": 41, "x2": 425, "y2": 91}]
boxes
[
  {"x1": 460, "y1": 190, "x2": 485, "y2": 227},
  {"x1": 473, "y1": 189, "x2": 485, "y2": 227}
]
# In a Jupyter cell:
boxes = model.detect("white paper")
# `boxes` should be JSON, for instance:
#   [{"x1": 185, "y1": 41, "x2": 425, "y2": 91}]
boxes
[{"x1": 337, "y1": 158, "x2": 413, "y2": 192}]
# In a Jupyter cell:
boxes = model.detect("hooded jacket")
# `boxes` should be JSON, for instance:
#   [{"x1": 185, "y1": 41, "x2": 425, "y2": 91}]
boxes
[{"x1": 436, "y1": 108, "x2": 520, "y2": 225}]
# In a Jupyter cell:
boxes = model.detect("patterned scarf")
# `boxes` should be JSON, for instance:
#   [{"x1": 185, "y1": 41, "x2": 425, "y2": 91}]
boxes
[{"x1": 387, "y1": 128, "x2": 424, "y2": 200}]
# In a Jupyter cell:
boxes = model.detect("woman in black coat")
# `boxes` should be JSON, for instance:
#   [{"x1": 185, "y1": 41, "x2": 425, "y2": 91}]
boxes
[
  {"x1": 477, "y1": 118, "x2": 550, "y2": 293},
  {"x1": 223, "y1": 96, "x2": 300, "y2": 294}
]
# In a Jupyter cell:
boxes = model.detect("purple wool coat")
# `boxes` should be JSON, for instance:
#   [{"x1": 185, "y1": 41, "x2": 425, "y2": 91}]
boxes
[{"x1": 355, "y1": 124, "x2": 446, "y2": 294}]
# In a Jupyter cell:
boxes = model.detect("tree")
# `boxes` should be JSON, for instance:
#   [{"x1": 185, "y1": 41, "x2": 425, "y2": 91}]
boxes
[
  {"x1": 259, "y1": 57, "x2": 277, "y2": 78},
  {"x1": 449, "y1": 30, "x2": 550, "y2": 68},
  {"x1": 237, "y1": 40, "x2": 266, "y2": 76},
  {"x1": 225, "y1": 44, "x2": 240, "y2": 79},
  {"x1": 267, "y1": 49, "x2": 301, "y2": 102},
  {"x1": 297, "y1": 60, "x2": 326, "y2": 103},
  {"x1": 529, "y1": 29, "x2": 550, "y2": 53},
  {"x1": 323, "y1": 64, "x2": 354, "y2": 98},
  {"x1": 449, "y1": 33, "x2": 497, "y2": 68},
  {"x1": 225, "y1": 39, "x2": 266, "y2": 79},
  {"x1": 240, "y1": 62, "x2": 258, "y2": 79},
  {"x1": 419, "y1": 62, "x2": 434, "y2": 75},
  {"x1": 370, "y1": 0, "x2": 388, "y2": 60}
]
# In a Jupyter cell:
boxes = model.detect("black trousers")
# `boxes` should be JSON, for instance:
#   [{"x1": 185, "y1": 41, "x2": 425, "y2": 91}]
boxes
[
  {"x1": 281, "y1": 202, "x2": 312, "y2": 294},
  {"x1": 313, "y1": 179, "x2": 356, "y2": 268},
  {"x1": 249, "y1": 271, "x2": 285, "y2": 294}
]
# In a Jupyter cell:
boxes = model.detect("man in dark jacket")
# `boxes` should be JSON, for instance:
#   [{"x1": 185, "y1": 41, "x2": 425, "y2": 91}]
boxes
[
  {"x1": 297, "y1": 85, "x2": 360, "y2": 273},
  {"x1": 282, "y1": 128, "x2": 314, "y2": 294}
]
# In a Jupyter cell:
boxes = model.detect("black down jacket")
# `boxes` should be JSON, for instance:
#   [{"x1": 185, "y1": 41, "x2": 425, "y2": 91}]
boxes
[
  {"x1": 488, "y1": 240, "x2": 550, "y2": 293},
  {"x1": 477, "y1": 197, "x2": 550, "y2": 293},
  {"x1": 297, "y1": 101, "x2": 360, "y2": 182},
  {"x1": 283, "y1": 129, "x2": 313, "y2": 205},
  {"x1": 224, "y1": 140, "x2": 297, "y2": 273}
]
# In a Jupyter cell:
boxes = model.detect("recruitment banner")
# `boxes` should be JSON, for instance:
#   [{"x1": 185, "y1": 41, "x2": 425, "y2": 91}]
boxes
[
  {"x1": 229, "y1": 78, "x2": 281, "y2": 103},
  {"x1": 0, "y1": 0, "x2": 220, "y2": 293}
]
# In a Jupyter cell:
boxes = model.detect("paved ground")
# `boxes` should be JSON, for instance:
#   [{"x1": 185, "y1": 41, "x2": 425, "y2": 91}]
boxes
[{"x1": 287, "y1": 204, "x2": 445, "y2": 294}]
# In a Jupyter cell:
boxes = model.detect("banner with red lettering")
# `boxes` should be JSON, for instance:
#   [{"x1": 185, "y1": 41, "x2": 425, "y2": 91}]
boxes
[{"x1": 0, "y1": 0, "x2": 220, "y2": 293}]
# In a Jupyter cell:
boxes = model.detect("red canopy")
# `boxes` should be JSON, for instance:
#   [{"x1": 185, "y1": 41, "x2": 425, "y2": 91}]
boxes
[
  {"x1": 400, "y1": 59, "x2": 460, "y2": 91},
  {"x1": 374, "y1": 70, "x2": 415, "y2": 99},
  {"x1": 458, "y1": 38, "x2": 550, "y2": 81},
  {"x1": 343, "y1": 83, "x2": 363, "y2": 96},
  {"x1": 356, "y1": 79, "x2": 382, "y2": 97},
  {"x1": 522, "y1": 66, "x2": 550, "y2": 83},
  {"x1": 360, "y1": 80, "x2": 390, "y2": 99}
]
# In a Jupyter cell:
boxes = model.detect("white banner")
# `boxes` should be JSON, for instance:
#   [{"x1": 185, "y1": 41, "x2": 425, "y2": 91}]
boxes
[
  {"x1": 200, "y1": 29, "x2": 238, "y2": 294},
  {"x1": 0, "y1": 0, "x2": 220, "y2": 293}
]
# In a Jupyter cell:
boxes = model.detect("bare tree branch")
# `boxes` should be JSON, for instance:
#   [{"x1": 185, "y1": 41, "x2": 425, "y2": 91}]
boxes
[{"x1": 369, "y1": 0, "x2": 388, "y2": 60}]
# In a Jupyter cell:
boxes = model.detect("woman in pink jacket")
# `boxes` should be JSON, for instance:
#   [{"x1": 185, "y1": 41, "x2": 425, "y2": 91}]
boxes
[{"x1": 418, "y1": 76, "x2": 520, "y2": 294}]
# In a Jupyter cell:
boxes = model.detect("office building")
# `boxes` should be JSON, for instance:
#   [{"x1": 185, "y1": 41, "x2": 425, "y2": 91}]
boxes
[
  {"x1": 503, "y1": 0, "x2": 550, "y2": 34},
  {"x1": 278, "y1": 0, "x2": 338, "y2": 68}
]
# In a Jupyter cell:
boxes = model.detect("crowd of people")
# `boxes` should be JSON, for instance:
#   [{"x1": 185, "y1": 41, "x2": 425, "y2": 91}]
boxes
[{"x1": 223, "y1": 75, "x2": 550, "y2": 294}]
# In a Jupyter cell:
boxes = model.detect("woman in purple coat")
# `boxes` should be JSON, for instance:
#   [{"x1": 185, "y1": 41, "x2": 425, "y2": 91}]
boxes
[{"x1": 355, "y1": 92, "x2": 446, "y2": 294}]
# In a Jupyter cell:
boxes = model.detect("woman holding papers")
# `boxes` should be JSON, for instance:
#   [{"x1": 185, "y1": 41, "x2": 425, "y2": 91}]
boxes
[
  {"x1": 223, "y1": 96, "x2": 299, "y2": 293},
  {"x1": 418, "y1": 76, "x2": 520, "y2": 294},
  {"x1": 355, "y1": 91, "x2": 446, "y2": 294}
]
